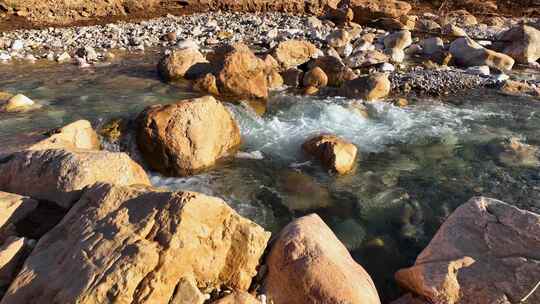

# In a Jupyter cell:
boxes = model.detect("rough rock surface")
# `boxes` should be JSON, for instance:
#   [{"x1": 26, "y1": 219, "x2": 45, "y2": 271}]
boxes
[
  {"x1": 265, "y1": 214, "x2": 381, "y2": 304},
  {"x1": 302, "y1": 134, "x2": 358, "y2": 174},
  {"x1": 187, "y1": 0, "x2": 340, "y2": 16},
  {"x1": 136, "y1": 96, "x2": 241, "y2": 176},
  {"x1": 340, "y1": 73, "x2": 391, "y2": 100},
  {"x1": 498, "y1": 24, "x2": 540, "y2": 64},
  {"x1": 272, "y1": 40, "x2": 319, "y2": 69},
  {"x1": 0, "y1": 237, "x2": 30, "y2": 288},
  {"x1": 310, "y1": 56, "x2": 356, "y2": 86},
  {"x1": 28, "y1": 119, "x2": 101, "y2": 151},
  {"x1": 211, "y1": 291, "x2": 261, "y2": 304},
  {"x1": 0, "y1": 192, "x2": 38, "y2": 241},
  {"x1": 449, "y1": 37, "x2": 515, "y2": 71},
  {"x1": 395, "y1": 197, "x2": 540, "y2": 304},
  {"x1": 1, "y1": 183, "x2": 271, "y2": 304},
  {"x1": 349, "y1": 0, "x2": 412, "y2": 24},
  {"x1": 158, "y1": 48, "x2": 209, "y2": 81}
]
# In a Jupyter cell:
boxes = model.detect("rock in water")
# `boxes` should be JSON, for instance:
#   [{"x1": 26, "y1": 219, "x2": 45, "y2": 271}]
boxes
[
  {"x1": 395, "y1": 197, "x2": 540, "y2": 304},
  {"x1": 340, "y1": 73, "x2": 391, "y2": 101},
  {"x1": 136, "y1": 96, "x2": 241, "y2": 176},
  {"x1": 449, "y1": 37, "x2": 514, "y2": 71},
  {"x1": 0, "y1": 183, "x2": 270, "y2": 304},
  {"x1": 158, "y1": 48, "x2": 209, "y2": 81},
  {"x1": 498, "y1": 24, "x2": 540, "y2": 64},
  {"x1": 272, "y1": 40, "x2": 319, "y2": 69},
  {"x1": 302, "y1": 134, "x2": 358, "y2": 174},
  {"x1": 28, "y1": 119, "x2": 101, "y2": 151},
  {"x1": 264, "y1": 214, "x2": 381, "y2": 304},
  {"x1": 1, "y1": 94, "x2": 35, "y2": 112},
  {"x1": 349, "y1": 0, "x2": 412, "y2": 24}
]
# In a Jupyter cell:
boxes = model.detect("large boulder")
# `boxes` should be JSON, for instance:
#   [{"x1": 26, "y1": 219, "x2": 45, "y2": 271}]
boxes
[
  {"x1": 158, "y1": 48, "x2": 209, "y2": 81},
  {"x1": 0, "y1": 192, "x2": 37, "y2": 241},
  {"x1": 449, "y1": 37, "x2": 515, "y2": 71},
  {"x1": 216, "y1": 44, "x2": 268, "y2": 99},
  {"x1": 395, "y1": 197, "x2": 540, "y2": 304},
  {"x1": 136, "y1": 96, "x2": 241, "y2": 176},
  {"x1": 340, "y1": 73, "x2": 391, "y2": 101},
  {"x1": 302, "y1": 134, "x2": 358, "y2": 174},
  {"x1": 498, "y1": 24, "x2": 540, "y2": 64},
  {"x1": 272, "y1": 40, "x2": 319, "y2": 70},
  {"x1": 349, "y1": 0, "x2": 412, "y2": 24},
  {"x1": 264, "y1": 214, "x2": 381, "y2": 304},
  {"x1": 1, "y1": 183, "x2": 271, "y2": 304}
]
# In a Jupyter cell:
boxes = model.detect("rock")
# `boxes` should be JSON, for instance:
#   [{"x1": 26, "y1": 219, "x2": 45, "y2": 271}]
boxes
[
  {"x1": 188, "y1": 0, "x2": 339, "y2": 15},
  {"x1": 349, "y1": 0, "x2": 412, "y2": 24},
  {"x1": 266, "y1": 69, "x2": 284, "y2": 90},
  {"x1": 345, "y1": 50, "x2": 389, "y2": 68},
  {"x1": 169, "y1": 278, "x2": 206, "y2": 304},
  {"x1": 193, "y1": 73, "x2": 220, "y2": 95},
  {"x1": 211, "y1": 291, "x2": 261, "y2": 304},
  {"x1": 56, "y1": 52, "x2": 71, "y2": 62},
  {"x1": 420, "y1": 37, "x2": 444, "y2": 56},
  {"x1": 384, "y1": 30, "x2": 412, "y2": 50},
  {"x1": 217, "y1": 44, "x2": 268, "y2": 99},
  {"x1": 386, "y1": 48, "x2": 405, "y2": 63},
  {"x1": 0, "y1": 237, "x2": 31, "y2": 287},
  {"x1": 415, "y1": 19, "x2": 441, "y2": 32},
  {"x1": 281, "y1": 68, "x2": 304, "y2": 87},
  {"x1": 176, "y1": 39, "x2": 199, "y2": 50},
  {"x1": 265, "y1": 214, "x2": 381, "y2": 304},
  {"x1": 158, "y1": 48, "x2": 208, "y2": 81},
  {"x1": 395, "y1": 197, "x2": 540, "y2": 304},
  {"x1": 303, "y1": 67, "x2": 328, "y2": 88},
  {"x1": 466, "y1": 65, "x2": 490, "y2": 76},
  {"x1": 449, "y1": 37, "x2": 515, "y2": 71},
  {"x1": 278, "y1": 171, "x2": 331, "y2": 211},
  {"x1": 390, "y1": 293, "x2": 428, "y2": 304},
  {"x1": 136, "y1": 96, "x2": 241, "y2": 176},
  {"x1": 440, "y1": 10, "x2": 477, "y2": 26},
  {"x1": 500, "y1": 80, "x2": 540, "y2": 97},
  {"x1": 302, "y1": 134, "x2": 357, "y2": 174},
  {"x1": 498, "y1": 137, "x2": 540, "y2": 167},
  {"x1": 28, "y1": 119, "x2": 101, "y2": 151},
  {"x1": 0, "y1": 192, "x2": 37, "y2": 241},
  {"x1": 442, "y1": 24, "x2": 467, "y2": 37},
  {"x1": 340, "y1": 73, "x2": 391, "y2": 101},
  {"x1": 1, "y1": 94, "x2": 36, "y2": 113},
  {"x1": 165, "y1": 31, "x2": 177, "y2": 42},
  {"x1": 324, "y1": 7, "x2": 354, "y2": 26},
  {"x1": 1, "y1": 183, "x2": 271, "y2": 304},
  {"x1": 311, "y1": 55, "x2": 356, "y2": 86},
  {"x1": 326, "y1": 29, "x2": 351, "y2": 48},
  {"x1": 272, "y1": 40, "x2": 319, "y2": 69},
  {"x1": 498, "y1": 24, "x2": 540, "y2": 64},
  {"x1": 75, "y1": 46, "x2": 98, "y2": 61},
  {"x1": 10, "y1": 40, "x2": 23, "y2": 51}
]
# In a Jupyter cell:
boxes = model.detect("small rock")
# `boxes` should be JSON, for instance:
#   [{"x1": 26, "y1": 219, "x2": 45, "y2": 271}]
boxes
[
  {"x1": 340, "y1": 73, "x2": 391, "y2": 101},
  {"x1": 1, "y1": 94, "x2": 36, "y2": 112},
  {"x1": 303, "y1": 67, "x2": 328, "y2": 89},
  {"x1": 56, "y1": 52, "x2": 71, "y2": 63}
]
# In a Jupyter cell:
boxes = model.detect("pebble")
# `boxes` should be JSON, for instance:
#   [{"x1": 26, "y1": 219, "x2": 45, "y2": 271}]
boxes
[{"x1": 10, "y1": 39, "x2": 24, "y2": 51}]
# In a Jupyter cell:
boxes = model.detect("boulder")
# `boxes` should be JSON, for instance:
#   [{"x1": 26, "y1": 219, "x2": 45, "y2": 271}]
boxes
[
  {"x1": 302, "y1": 134, "x2": 358, "y2": 174},
  {"x1": 326, "y1": 29, "x2": 351, "y2": 49},
  {"x1": 498, "y1": 24, "x2": 540, "y2": 63},
  {"x1": 136, "y1": 96, "x2": 241, "y2": 176},
  {"x1": 440, "y1": 10, "x2": 477, "y2": 26},
  {"x1": 265, "y1": 214, "x2": 381, "y2": 304},
  {"x1": 449, "y1": 37, "x2": 515, "y2": 71},
  {"x1": 0, "y1": 237, "x2": 31, "y2": 287},
  {"x1": 344, "y1": 50, "x2": 389, "y2": 68},
  {"x1": 217, "y1": 44, "x2": 268, "y2": 99},
  {"x1": 1, "y1": 183, "x2": 271, "y2": 304},
  {"x1": 212, "y1": 291, "x2": 261, "y2": 304},
  {"x1": 0, "y1": 192, "x2": 37, "y2": 240},
  {"x1": 395, "y1": 197, "x2": 540, "y2": 304},
  {"x1": 311, "y1": 55, "x2": 356, "y2": 86},
  {"x1": 349, "y1": 0, "x2": 412, "y2": 24},
  {"x1": 193, "y1": 73, "x2": 220, "y2": 95},
  {"x1": 303, "y1": 67, "x2": 328, "y2": 88},
  {"x1": 158, "y1": 48, "x2": 209, "y2": 81},
  {"x1": 272, "y1": 40, "x2": 319, "y2": 69},
  {"x1": 28, "y1": 119, "x2": 100, "y2": 151},
  {"x1": 1, "y1": 94, "x2": 37, "y2": 113},
  {"x1": 340, "y1": 73, "x2": 391, "y2": 101},
  {"x1": 384, "y1": 30, "x2": 412, "y2": 50}
]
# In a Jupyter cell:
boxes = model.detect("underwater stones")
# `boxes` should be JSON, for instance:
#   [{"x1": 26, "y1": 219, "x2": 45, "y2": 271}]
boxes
[
  {"x1": 349, "y1": 0, "x2": 411, "y2": 24},
  {"x1": 395, "y1": 197, "x2": 540, "y2": 304},
  {"x1": 332, "y1": 218, "x2": 367, "y2": 251},
  {"x1": 1, "y1": 94, "x2": 36, "y2": 113},
  {"x1": 497, "y1": 137, "x2": 540, "y2": 167},
  {"x1": 279, "y1": 171, "x2": 331, "y2": 212},
  {"x1": 302, "y1": 134, "x2": 358, "y2": 175},
  {"x1": 340, "y1": 73, "x2": 391, "y2": 101},
  {"x1": 136, "y1": 96, "x2": 241, "y2": 177},
  {"x1": 449, "y1": 37, "x2": 514, "y2": 71},
  {"x1": 158, "y1": 48, "x2": 208, "y2": 81},
  {"x1": 498, "y1": 24, "x2": 540, "y2": 64},
  {"x1": 1, "y1": 183, "x2": 270, "y2": 304},
  {"x1": 265, "y1": 214, "x2": 381, "y2": 304},
  {"x1": 272, "y1": 40, "x2": 319, "y2": 69}
]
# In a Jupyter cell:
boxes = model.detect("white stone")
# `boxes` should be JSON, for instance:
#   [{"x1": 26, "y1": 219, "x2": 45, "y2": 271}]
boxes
[
  {"x1": 466, "y1": 66, "x2": 490, "y2": 76},
  {"x1": 380, "y1": 62, "x2": 396, "y2": 72},
  {"x1": 10, "y1": 40, "x2": 23, "y2": 51},
  {"x1": 56, "y1": 52, "x2": 71, "y2": 62}
]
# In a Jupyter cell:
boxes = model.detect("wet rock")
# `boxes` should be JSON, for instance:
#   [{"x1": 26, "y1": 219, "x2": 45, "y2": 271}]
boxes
[
  {"x1": 395, "y1": 197, "x2": 540, "y2": 304},
  {"x1": 193, "y1": 73, "x2": 220, "y2": 95},
  {"x1": 311, "y1": 55, "x2": 356, "y2": 86},
  {"x1": 265, "y1": 214, "x2": 381, "y2": 304},
  {"x1": 349, "y1": 0, "x2": 411, "y2": 25},
  {"x1": 1, "y1": 94, "x2": 36, "y2": 113},
  {"x1": 266, "y1": 69, "x2": 284, "y2": 90},
  {"x1": 498, "y1": 24, "x2": 540, "y2": 64},
  {"x1": 29, "y1": 119, "x2": 101, "y2": 151},
  {"x1": 384, "y1": 30, "x2": 412, "y2": 50},
  {"x1": 158, "y1": 48, "x2": 208, "y2": 81},
  {"x1": 281, "y1": 68, "x2": 304, "y2": 87},
  {"x1": 499, "y1": 79, "x2": 540, "y2": 97},
  {"x1": 136, "y1": 96, "x2": 241, "y2": 177},
  {"x1": 75, "y1": 46, "x2": 98, "y2": 61},
  {"x1": 498, "y1": 137, "x2": 540, "y2": 167},
  {"x1": 1, "y1": 183, "x2": 270, "y2": 304},
  {"x1": 279, "y1": 171, "x2": 331, "y2": 211},
  {"x1": 302, "y1": 134, "x2": 358, "y2": 174},
  {"x1": 272, "y1": 39, "x2": 319, "y2": 69},
  {"x1": 340, "y1": 73, "x2": 391, "y2": 101},
  {"x1": 0, "y1": 192, "x2": 37, "y2": 242},
  {"x1": 303, "y1": 67, "x2": 328, "y2": 89},
  {"x1": 449, "y1": 37, "x2": 514, "y2": 71},
  {"x1": 211, "y1": 291, "x2": 261, "y2": 304}
]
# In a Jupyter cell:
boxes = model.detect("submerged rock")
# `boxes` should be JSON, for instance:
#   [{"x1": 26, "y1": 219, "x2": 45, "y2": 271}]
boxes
[
  {"x1": 136, "y1": 96, "x2": 241, "y2": 177},
  {"x1": 158, "y1": 48, "x2": 208, "y2": 81},
  {"x1": 395, "y1": 197, "x2": 540, "y2": 304},
  {"x1": 1, "y1": 183, "x2": 270, "y2": 304},
  {"x1": 265, "y1": 214, "x2": 381, "y2": 304},
  {"x1": 340, "y1": 73, "x2": 391, "y2": 101},
  {"x1": 449, "y1": 37, "x2": 514, "y2": 71},
  {"x1": 302, "y1": 134, "x2": 358, "y2": 174}
]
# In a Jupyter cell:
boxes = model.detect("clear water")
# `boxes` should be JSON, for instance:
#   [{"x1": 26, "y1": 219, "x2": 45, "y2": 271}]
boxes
[{"x1": 2, "y1": 53, "x2": 540, "y2": 301}]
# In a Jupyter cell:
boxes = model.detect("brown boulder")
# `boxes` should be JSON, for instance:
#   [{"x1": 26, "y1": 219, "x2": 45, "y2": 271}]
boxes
[
  {"x1": 265, "y1": 214, "x2": 381, "y2": 304},
  {"x1": 302, "y1": 134, "x2": 358, "y2": 174},
  {"x1": 0, "y1": 237, "x2": 31, "y2": 288},
  {"x1": 498, "y1": 24, "x2": 540, "y2": 64},
  {"x1": 340, "y1": 73, "x2": 391, "y2": 101},
  {"x1": 349, "y1": 0, "x2": 412, "y2": 24},
  {"x1": 28, "y1": 119, "x2": 100, "y2": 151},
  {"x1": 193, "y1": 73, "x2": 220, "y2": 95},
  {"x1": 136, "y1": 96, "x2": 241, "y2": 176},
  {"x1": 311, "y1": 55, "x2": 356, "y2": 86},
  {"x1": 212, "y1": 291, "x2": 261, "y2": 304},
  {"x1": 303, "y1": 67, "x2": 329, "y2": 88},
  {"x1": 395, "y1": 197, "x2": 540, "y2": 304},
  {"x1": 0, "y1": 192, "x2": 37, "y2": 241},
  {"x1": 272, "y1": 40, "x2": 320, "y2": 69},
  {"x1": 1, "y1": 183, "x2": 271, "y2": 304},
  {"x1": 158, "y1": 48, "x2": 209, "y2": 81}
]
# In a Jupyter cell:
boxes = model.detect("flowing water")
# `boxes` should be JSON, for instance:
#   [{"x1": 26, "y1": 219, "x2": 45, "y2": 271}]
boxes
[{"x1": 2, "y1": 53, "x2": 540, "y2": 301}]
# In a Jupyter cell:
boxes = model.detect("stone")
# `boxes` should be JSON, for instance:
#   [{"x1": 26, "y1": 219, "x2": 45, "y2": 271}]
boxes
[
  {"x1": 75, "y1": 46, "x2": 98, "y2": 61},
  {"x1": 0, "y1": 237, "x2": 30, "y2": 287},
  {"x1": 395, "y1": 197, "x2": 540, "y2": 304},
  {"x1": 349, "y1": 0, "x2": 412, "y2": 24},
  {"x1": 326, "y1": 29, "x2": 351, "y2": 48},
  {"x1": 415, "y1": 19, "x2": 441, "y2": 32},
  {"x1": 10, "y1": 40, "x2": 23, "y2": 51},
  {"x1": 1, "y1": 94, "x2": 35, "y2": 113},
  {"x1": 187, "y1": 0, "x2": 339, "y2": 15},
  {"x1": 498, "y1": 24, "x2": 540, "y2": 63},
  {"x1": 303, "y1": 67, "x2": 328, "y2": 88},
  {"x1": 449, "y1": 37, "x2": 515, "y2": 71},
  {"x1": 302, "y1": 134, "x2": 357, "y2": 174},
  {"x1": 281, "y1": 68, "x2": 304, "y2": 87},
  {"x1": 498, "y1": 137, "x2": 540, "y2": 167},
  {"x1": 266, "y1": 69, "x2": 284, "y2": 90},
  {"x1": 28, "y1": 119, "x2": 101, "y2": 151},
  {"x1": 1, "y1": 183, "x2": 271, "y2": 304},
  {"x1": 500, "y1": 80, "x2": 540, "y2": 97},
  {"x1": 211, "y1": 291, "x2": 261, "y2": 304},
  {"x1": 0, "y1": 192, "x2": 37, "y2": 232},
  {"x1": 169, "y1": 278, "x2": 206, "y2": 304},
  {"x1": 386, "y1": 48, "x2": 405, "y2": 63},
  {"x1": 193, "y1": 73, "x2": 220, "y2": 95},
  {"x1": 384, "y1": 30, "x2": 412, "y2": 50},
  {"x1": 136, "y1": 96, "x2": 241, "y2": 176},
  {"x1": 265, "y1": 214, "x2": 381, "y2": 304},
  {"x1": 466, "y1": 65, "x2": 490, "y2": 76},
  {"x1": 311, "y1": 55, "x2": 356, "y2": 86},
  {"x1": 340, "y1": 73, "x2": 391, "y2": 101},
  {"x1": 345, "y1": 50, "x2": 389, "y2": 68},
  {"x1": 440, "y1": 10, "x2": 477, "y2": 26},
  {"x1": 217, "y1": 44, "x2": 268, "y2": 99},
  {"x1": 420, "y1": 37, "x2": 444, "y2": 56},
  {"x1": 56, "y1": 51, "x2": 71, "y2": 62},
  {"x1": 278, "y1": 171, "x2": 331, "y2": 211},
  {"x1": 158, "y1": 48, "x2": 208, "y2": 81},
  {"x1": 272, "y1": 40, "x2": 319, "y2": 69}
]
